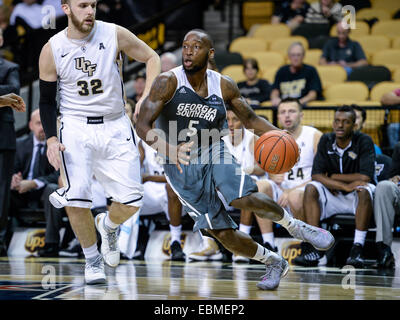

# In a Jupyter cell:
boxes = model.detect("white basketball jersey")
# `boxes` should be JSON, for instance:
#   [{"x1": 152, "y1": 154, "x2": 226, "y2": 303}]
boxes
[
  {"x1": 49, "y1": 21, "x2": 125, "y2": 117},
  {"x1": 222, "y1": 128, "x2": 256, "y2": 172},
  {"x1": 282, "y1": 125, "x2": 318, "y2": 189},
  {"x1": 142, "y1": 141, "x2": 165, "y2": 176}
]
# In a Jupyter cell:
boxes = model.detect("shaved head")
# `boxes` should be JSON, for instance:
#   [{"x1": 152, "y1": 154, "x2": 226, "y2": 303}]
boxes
[{"x1": 184, "y1": 29, "x2": 214, "y2": 49}]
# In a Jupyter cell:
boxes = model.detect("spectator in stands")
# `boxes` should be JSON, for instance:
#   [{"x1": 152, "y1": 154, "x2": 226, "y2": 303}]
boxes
[
  {"x1": 129, "y1": 71, "x2": 146, "y2": 104},
  {"x1": 319, "y1": 23, "x2": 368, "y2": 76},
  {"x1": 270, "y1": 42, "x2": 322, "y2": 107},
  {"x1": 124, "y1": 98, "x2": 135, "y2": 123},
  {"x1": 293, "y1": 105, "x2": 376, "y2": 268},
  {"x1": 0, "y1": 6, "x2": 18, "y2": 59},
  {"x1": 161, "y1": 52, "x2": 178, "y2": 73},
  {"x1": 271, "y1": 0, "x2": 310, "y2": 31},
  {"x1": 373, "y1": 142, "x2": 400, "y2": 269},
  {"x1": 0, "y1": 41, "x2": 21, "y2": 256},
  {"x1": 352, "y1": 104, "x2": 382, "y2": 155},
  {"x1": 9, "y1": 0, "x2": 44, "y2": 30},
  {"x1": 237, "y1": 58, "x2": 271, "y2": 107},
  {"x1": 305, "y1": 0, "x2": 342, "y2": 25},
  {"x1": 10, "y1": 109, "x2": 64, "y2": 257},
  {"x1": 381, "y1": 88, "x2": 400, "y2": 149}
]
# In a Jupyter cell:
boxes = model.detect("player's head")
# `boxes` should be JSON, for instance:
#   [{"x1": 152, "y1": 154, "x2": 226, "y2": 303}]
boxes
[
  {"x1": 288, "y1": 42, "x2": 305, "y2": 68},
  {"x1": 182, "y1": 29, "x2": 214, "y2": 74},
  {"x1": 61, "y1": 0, "x2": 96, "y2": 34},
  {"x1": 243, "y1": 58, "x2": 259, "y2": 82},
  {"x1": 333, "y1": 105, "x2": 356, "y2": 139},
  {"x1": 352, "y1": 104, "x2": 366, "y2": 132},
  {"x1": 29, "y1": 109, "x2": 45, "y2": 141},
  {"x1": 277, "y1": 98, "x2": 303, "y2": 132},
  {"x1": 226, "y1": 109, "x2": 243, "y2": 139}
]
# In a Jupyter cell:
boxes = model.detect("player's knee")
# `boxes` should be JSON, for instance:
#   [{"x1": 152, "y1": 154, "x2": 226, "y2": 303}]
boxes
[
  {"x1": 288, "y1": 193, "x2": 303, "y2": 212},
  {"x1": 256, "y1": 180, "x2": 273, "y2": 197},
  {"x1": 209, "y1": 228, "x2": 234, "y2": 244},
  {"x1": 304, "y1": 184, "x2": 319, "y2": 199},
  {"x1": 357, "y1": 188, "x2": 372, "y2": 201}
]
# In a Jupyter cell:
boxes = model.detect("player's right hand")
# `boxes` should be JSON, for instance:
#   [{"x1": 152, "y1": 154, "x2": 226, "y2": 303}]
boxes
[
  {"x1": 46, "y1": 137, "x2": 66, "y2": 171},
  {"x1": 175, "y1": 141, "x2": 194, "y2": 174}
]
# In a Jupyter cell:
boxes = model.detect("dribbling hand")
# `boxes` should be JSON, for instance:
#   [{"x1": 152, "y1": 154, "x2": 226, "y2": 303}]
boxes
[
  {"x1": 46, "y1": 137, "x2": 66, "y2": 171},
  {"x1": 175, "y1": 141, "x2": 194, "y2": 174}
]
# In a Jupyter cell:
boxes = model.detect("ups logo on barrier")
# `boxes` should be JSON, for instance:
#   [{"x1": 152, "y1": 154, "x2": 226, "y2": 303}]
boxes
[
  {"x1": 25, "y1": 229, "x2": 46, "y2": 253},
  {"x1": 162, "y1": 233, "x2": 187, "y2": 256},
  {"x1": 281, "y1": 240, "x2": 302, "y2": 265}
]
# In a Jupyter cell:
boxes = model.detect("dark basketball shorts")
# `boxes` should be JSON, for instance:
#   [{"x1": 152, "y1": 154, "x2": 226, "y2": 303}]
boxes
[{"x1": 163, "y1": 141, "x2": 258, "y2": 232}]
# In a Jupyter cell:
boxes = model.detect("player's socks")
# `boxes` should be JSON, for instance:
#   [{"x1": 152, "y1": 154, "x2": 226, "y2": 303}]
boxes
[
  {"x1": 82, "y1": 243, "x2": 100, "y2": 260},
  {"x1": 354, "y1": 229, "x2": 367, "y2": 246},
  {"x1": 239, "y1": 223, "x2": 252, "y2": 235},
  {"x1": 104, "y1": 213, "x2": 119, "y2": 232},
  {"x1": 262, "y1": 232, "x2": 275, "y2": 248},
  {"x1": 276, "y1": 209, "x2": 294, "y2": 228},
  {"x1": 170, "y1": 224, "x2": 182, "y2": 244},
  {"x1": 252, "y1": 243, "x2": 280, "y2": 264}
]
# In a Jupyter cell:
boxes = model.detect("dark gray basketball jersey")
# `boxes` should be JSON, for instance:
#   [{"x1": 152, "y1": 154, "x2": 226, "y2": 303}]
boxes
[{"x1": 156, "y1": 66, "x2": 227, "y2": 156}]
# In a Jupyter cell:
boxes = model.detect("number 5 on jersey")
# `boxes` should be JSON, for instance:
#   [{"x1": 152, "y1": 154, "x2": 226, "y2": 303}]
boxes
[
  {"x1": 77, "y1": 79, "x2": 103, "y2": 96},
  {"x1": 187, "y1": 120, "x2": 199, "y2": 137}
]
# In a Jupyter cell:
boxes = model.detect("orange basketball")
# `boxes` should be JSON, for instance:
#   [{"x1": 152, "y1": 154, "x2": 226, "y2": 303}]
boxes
[{"x1": 254, "y1": 130, "x2": 299, "y2": 174}]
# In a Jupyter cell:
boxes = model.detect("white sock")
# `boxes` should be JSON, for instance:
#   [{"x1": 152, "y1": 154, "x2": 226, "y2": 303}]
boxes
[
  {"x1": 82, "y1": 243, "x2": 100, "y2": 260},
  {"x1": 170, "y1": 224, "x2": 182, "y2": 244},
  {"x1": 252, "y1": 243, "x2": 280, "y2": 264},
  {"x1": 239, "y1": 223, "x2": 252, "y2": 235},
  {"x1": 104, "y1": 212, "x2": 119, "y2": 231},
  {"x1": 354, "y1": 229, "x2": 367, "y2": 246},
  {"x1": 276, "y1": 209, "x2": 295, "y2": 229},
  {"x1": 262, "y1": 232, "x2": 275, "y2": 247}
]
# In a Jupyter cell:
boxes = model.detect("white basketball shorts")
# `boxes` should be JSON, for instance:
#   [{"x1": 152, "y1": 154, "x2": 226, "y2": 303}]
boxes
[
  {"x1": 56, "y1": 113, "x2": 143, "y2": 208},
  {"x1": 307, "y1": 181, "x2": 375, "y2": 220}
]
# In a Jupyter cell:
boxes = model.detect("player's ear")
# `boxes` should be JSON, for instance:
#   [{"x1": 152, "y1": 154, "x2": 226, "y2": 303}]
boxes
[
  {"x1": 61, "y1": 2, "x2": 70, "y2": 15},
  {"x1": 209, "y1": 48, "x2": 215, "y2": 60}
]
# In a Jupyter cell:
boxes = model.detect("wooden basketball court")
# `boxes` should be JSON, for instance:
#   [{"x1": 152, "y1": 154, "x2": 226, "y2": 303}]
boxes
[{"x1": 0, "y1": 256, "x2": 399, "y2": 300}]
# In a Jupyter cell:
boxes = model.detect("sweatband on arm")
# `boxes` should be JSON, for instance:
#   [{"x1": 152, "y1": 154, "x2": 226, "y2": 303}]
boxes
[{"x1": 39, "y1": 79, "x2": 58, "y2": 139}]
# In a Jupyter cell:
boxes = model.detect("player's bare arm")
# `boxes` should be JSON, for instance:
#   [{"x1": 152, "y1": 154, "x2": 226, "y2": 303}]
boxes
[
  {"x1": 38, "y1": 42, "x2": 65, "y2": 171},
  {"x1": 117, "y1": 25, "x2": 161, "y2": 116},
  {"x1": 221, "y1": 75, "x2": 279, "y2": 137},
  {"x1": 136, "y1": 72, "x2": 192, "y2": 173}
]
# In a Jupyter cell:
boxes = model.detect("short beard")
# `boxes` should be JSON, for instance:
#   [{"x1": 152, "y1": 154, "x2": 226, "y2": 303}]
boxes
[
  {"x1": 70, "y1": 9, "x2": 94, "y2": 34},
  {"x1": 182, "y1": 55, "x2": 208, "y2": 74}
]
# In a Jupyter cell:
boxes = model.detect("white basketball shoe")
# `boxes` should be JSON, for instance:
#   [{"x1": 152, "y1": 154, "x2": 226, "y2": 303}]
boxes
[{"x1": 95, "y1": 212, "x2": 120, "y2": 267}]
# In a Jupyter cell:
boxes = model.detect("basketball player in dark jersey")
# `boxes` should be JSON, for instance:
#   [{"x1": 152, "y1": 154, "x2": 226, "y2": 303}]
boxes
[{"x1": 136, "y1": 29, "x2": 334, "y2": 290}]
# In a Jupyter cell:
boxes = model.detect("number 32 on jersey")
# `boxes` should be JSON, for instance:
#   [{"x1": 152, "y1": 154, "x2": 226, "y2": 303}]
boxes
[{"x1": 77, "y1": 79, "x2": 103, "y2": 96}]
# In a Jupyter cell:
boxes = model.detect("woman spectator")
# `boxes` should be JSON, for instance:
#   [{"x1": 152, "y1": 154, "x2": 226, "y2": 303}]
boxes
[{"x1": 237, "y1": 58, "x2": 271, "y2": 107}]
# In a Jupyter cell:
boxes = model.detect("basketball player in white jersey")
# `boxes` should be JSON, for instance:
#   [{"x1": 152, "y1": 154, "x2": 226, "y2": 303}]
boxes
[{"x1": 38, "y1": 0, "x2": 160, "y2": 284}]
